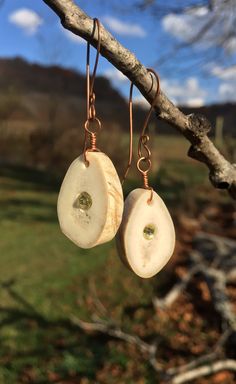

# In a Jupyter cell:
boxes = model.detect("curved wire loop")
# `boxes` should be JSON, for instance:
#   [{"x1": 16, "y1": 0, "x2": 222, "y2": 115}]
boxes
[
  {"x1": 123, "y1": 68, "x2": 160, "y2": 203},
  {"x1": 122, "y1": 82, "x2": 134, "y2": 184},
  {"x1": 83, "y1": 18, "x2": 102, "y2": 165}
]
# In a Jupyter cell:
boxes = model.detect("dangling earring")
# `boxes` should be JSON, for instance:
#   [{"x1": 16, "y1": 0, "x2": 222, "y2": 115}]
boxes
[
  {"x1": 117, "y1": 69, "x2": 175, "y2": 278},
  {"x1": 57, "y1": 19, "x2": 124, "y2": 249}
]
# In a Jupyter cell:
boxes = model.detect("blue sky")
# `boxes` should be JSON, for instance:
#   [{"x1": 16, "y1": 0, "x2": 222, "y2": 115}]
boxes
[{"x1": 0, "y1": 0, "x2": 236, "y2": 106}]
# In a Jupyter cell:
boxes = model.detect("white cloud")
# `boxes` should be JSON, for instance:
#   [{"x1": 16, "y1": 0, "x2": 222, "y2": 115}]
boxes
[
  {"x1": 162, "y1": 7, "x2": 210, "y2": 42},
  {"x1": 103, "y1": 68, "x2": 127, "y2": 83},
  {"x1": 185, "y1": 97, "x2": 205, "y2": 107},
  {"x1": 162, "y1": 14, "x2": 190, "y2": 40},
  {"x1": 211, "y1": 65, "x2": 236, "y2": 81},
  {"x1": 162, "y1": 12, "x2": 206, "y2": 41},
  {"x1": 103, "y1": 16, "x2": 146, "y2": 37},
  {"x1": 210, "y1": 64, "x2": 236, "y2": 102},
  {"x1": 162, "y1": 4, "x2": 236, "y2": 54},
  {"x1": 9, "y1": 8, "x2": 43, "y2": 35},
  {"x1": 187, "y1": 6, "x2": 209, "y2": 17},
  {"x1": 127, "y1": 77, "x2": 206, "y2": 107},
  {"x1": 219, "y1": 82, "x2": 236, "y2": 102},
  {"x1": 63, "y1": 28, "x2": 86, "y2": 44},
  {"x1": 161, "y1": 77, "x2": 206, "y2": 106}
]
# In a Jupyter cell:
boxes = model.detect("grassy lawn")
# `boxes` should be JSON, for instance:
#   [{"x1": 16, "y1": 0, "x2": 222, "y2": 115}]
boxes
[
  {"x1": 0, "y1": 135, "x2": 230, "y2": 383},
  {"x1": 0, "y1": 167, "x2": 112, "y2": 314}
]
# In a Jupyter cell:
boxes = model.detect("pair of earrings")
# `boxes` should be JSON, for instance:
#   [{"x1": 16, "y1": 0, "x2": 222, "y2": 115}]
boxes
[{"x1": 57, "y1": 19, "x2": 175, "y2": 278}]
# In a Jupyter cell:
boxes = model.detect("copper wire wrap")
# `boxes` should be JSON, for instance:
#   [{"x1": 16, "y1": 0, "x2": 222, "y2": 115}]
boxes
[
  {"x1": 84, "y1": 117, "x2": 101, "y2": 161},
  {"x1": 124, "y1": 68, "x2": 160, "y2": 203},
  {"x1": 83, "y1": 18, "x2": 102, "y2": 165}
]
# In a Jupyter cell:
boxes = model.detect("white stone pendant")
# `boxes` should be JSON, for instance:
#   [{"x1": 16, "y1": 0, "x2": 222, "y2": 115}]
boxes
[
  {"x1": 117, "y1": 188, "x2": 175, "y2": 278},
  {"x1": 57, "y1": 152, "x2": 124, "y2": 249}
]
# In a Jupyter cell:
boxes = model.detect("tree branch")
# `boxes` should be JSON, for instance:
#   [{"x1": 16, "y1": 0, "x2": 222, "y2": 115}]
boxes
[
  {"x1": 70, "y1": 314, "x2": 152, "y2": 351},
  {"x1": 153, "y1": 265, "x2": 200, "y2": 309},
  {"x1": 171, "y1": 360, "x2": 236, "y2": 384},
  {"x1": 69, "y1": 314, "x2": 163, "y2": 372},
  {"x1": 42, "y1": 0, "x2": 236, "y2": 199}
]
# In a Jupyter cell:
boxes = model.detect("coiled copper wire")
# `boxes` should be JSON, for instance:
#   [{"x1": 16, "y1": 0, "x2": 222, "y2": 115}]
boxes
[
  {"x1": 84, "y1": 117, "x2": 101, "y2": 164},
  {"x1": 136, "y1": 156, "x2": 153, "y2": 203},
  {"x1": 83, "y1": 18, "x2": 102, "y2": 165}
]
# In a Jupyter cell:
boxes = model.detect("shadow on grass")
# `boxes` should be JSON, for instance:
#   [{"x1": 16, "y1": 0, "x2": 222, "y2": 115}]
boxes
[
  {"x1": 0, "y1": 198, "x2": 57, "y2": 223},
  {"x1": 0, "y1": 278, "x2": 173, "y2": 383},
  {"x1": 1, "y1": 161, "x2": 209, "y2": 212},
  {"x1": 0, "y1": 279, "x2": 113, "y2": 383},
  {"x1": 0, "y1": 164, "x2": 60, "y2": 223},
  {"x1": 0, "y1": 163, "x2": 188, "y2": 224},
  {"x1": 0, "y1": 164, "x2": 60, "y2": 192}
]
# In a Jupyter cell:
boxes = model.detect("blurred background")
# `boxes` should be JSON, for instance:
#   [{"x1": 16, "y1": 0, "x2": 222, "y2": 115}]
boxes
[{"x1": 0, "y1": 0, "x2": 235, "y2": 383}]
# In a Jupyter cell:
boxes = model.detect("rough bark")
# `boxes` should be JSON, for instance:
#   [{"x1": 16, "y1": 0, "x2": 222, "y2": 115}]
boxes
[{"x1": 42, "y1": 0, "x2": 236, "y2": 199}]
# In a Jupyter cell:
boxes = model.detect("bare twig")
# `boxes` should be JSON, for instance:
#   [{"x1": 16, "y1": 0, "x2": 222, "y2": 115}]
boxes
[
  {"x1": 69, "y1": 315, "x2": 152, "y2": 353},
  {"x1": 153, "y1": 263, "x2": 236, "y2": 330},
  {"x1": 42, "y1": 0, "x2": 236, "y2": 198},
  {"x1": 88, "y1": 278, "x2": 109, "y2": 318},
  {"x1": 153, "y1": 233, "x2": 236, "y2": 382},
  {"x1": 191, "y1": 233, "x2": 236, "y2": 332},
  {"x1": 200, "y1": 267, "x2": 236, "y2": 332},
  {"x1": 171, "y1": 359, "x2": 236, "y2": 384},
  {"x1": 153, "y1": 265, "x2": 200, "y2": 309},
  {"x1": 154, "y1": 267, "x2": 236, "y2": 336},
  {"x1": 167, "y1": 329, "x2": 231, "y2": 376}
]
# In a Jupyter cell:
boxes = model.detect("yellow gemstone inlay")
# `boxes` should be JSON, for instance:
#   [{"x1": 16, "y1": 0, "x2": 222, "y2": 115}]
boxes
[
  {"x1": 143, "y1": 224, "x2": 156, "y2": 240},
  {"x1": 74, "y1": 192, "x2": 92, "y2": 211}
]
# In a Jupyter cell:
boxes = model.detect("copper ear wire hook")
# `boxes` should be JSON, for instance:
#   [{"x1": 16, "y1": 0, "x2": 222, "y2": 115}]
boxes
[
  {"x1": 139, "y1": 68, "x2": 160, "y2": 203},
  {"x1": 89, "y1": 18, "x2": 101, "y2": 101},
  {"x1": 83, "y1": 18, "x2": 102, "y2": 165},
  {"x1": 139, "y1": 68, "x2": 160, "y2": 137},
  {"x1": 138, "y1": 68, "x2": 160, "y2": 162},
  {"x1": 123, "y1": 68, "x2": 160, "y2": 203},
  {"x1": 122, "y1": 82, "x2": 134, "y2": 185}
]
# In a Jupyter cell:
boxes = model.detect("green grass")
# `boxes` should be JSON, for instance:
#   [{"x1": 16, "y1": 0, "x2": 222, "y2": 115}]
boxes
[{"x1": 0, "y1": 166, "x2": 112, "y2": 314}]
